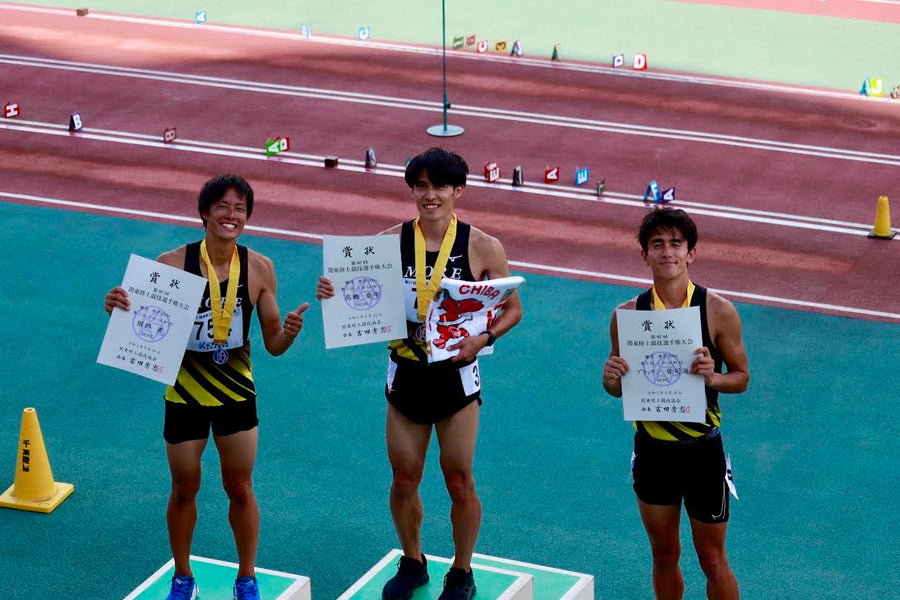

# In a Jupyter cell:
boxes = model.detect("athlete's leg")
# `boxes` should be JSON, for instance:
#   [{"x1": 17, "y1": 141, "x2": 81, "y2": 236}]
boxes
[
  {"x1": 434, "y1": 401, "x2": 481, "y2": 571},
  {"x1": 638, "y1": 500, "x2": 684, "y2": 600},
  {"x1": 166, "y1": 439, "x2": 208, "y2": 576},
  {"x1": 386, "y1": 404, "x2": 433, "y2": 560},
  {"x1": 214, "y1": 427, "x2": 259, "y2": 577},
  {"x1": 689, "y1": 519, "x2": 738, "y2": 600}
]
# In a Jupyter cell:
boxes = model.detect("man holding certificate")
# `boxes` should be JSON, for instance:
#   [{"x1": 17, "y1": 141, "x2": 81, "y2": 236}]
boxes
[
  {"x1": 316, "y1": 148, "x2": 522, "y2": 600},
  {"x1": 104, "y1": 175, "x2": 309, "y2": 600},
  {"x1": 602, "y1": 208, "x2": 749, "y2": 600}
]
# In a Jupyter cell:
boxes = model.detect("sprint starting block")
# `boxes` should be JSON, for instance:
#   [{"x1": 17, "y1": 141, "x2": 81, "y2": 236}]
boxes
[
  {"x1": 123, "y1": 556, "x2": 310, "y2": 600},
  {"x1": 339, "y1": 549, "x2": 593, "y2": 600}
]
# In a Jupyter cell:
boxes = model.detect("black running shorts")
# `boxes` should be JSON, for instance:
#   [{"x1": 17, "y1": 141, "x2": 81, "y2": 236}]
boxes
[
  {"x1": 385, "y1": 356, "x2": 482, "y2": 425},
  {"x1": 163, "y1": 398, "x2": 259, "y2": 444},
  {"x1": 632, "y1": 430, "x2": 730, "y2": 524}
]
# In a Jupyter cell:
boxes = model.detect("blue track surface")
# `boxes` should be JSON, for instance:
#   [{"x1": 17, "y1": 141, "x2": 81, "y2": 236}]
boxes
[{"x1": 1, "y1": 202, "x2": 898, "y2": 599}]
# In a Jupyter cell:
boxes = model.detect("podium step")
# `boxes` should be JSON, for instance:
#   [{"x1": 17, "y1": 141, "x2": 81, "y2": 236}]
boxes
[
  {"x1": 471, "y1": 554, "x2": 593, "y2": 600},
  {"x1": 123, "y1": 555, "x2": 311, "y2": 600},
  {"x1": 339, "y1": 549, "x2": 533, "y2": 600}
]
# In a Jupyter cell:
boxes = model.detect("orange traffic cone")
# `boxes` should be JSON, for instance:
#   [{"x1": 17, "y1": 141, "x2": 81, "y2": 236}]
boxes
[
  {"x1": 868, "y1": 195, "x2": 896, "y2": 239},
  {"x1": 0, "y1": 408, "x2": 74, "y2": 513}
]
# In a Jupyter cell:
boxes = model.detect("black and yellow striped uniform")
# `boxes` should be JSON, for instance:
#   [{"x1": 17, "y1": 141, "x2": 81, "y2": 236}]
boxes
[
  {"x1": 164, "y1": 242, "x2": 256, "y2": 407},
  {"x1": 635, "y1": 285, "x2": 723, "y2": 441},
  {"x1": 388, "y1": 219, "x2": 475, "y2": 363}
]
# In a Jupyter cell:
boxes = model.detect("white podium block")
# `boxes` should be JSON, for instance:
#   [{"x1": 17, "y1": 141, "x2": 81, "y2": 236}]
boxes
[
  {"x1": 339, "y1": 549, "x2": 533, "y2": 600},
  {"x1": 472, "y1": 553, "x2": 594, "y2": 600},
  {"x1": 123, "y1": 555, "x2": 311, "y2": 600}
]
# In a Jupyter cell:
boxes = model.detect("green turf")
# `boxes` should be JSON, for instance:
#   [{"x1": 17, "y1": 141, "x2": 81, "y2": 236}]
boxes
[
  {"x1": 15, "y1": 0, "x2": 900, "y2": 91},
  {"x1": 0, "y1": 202, "x2": 898, "y2": 599}
]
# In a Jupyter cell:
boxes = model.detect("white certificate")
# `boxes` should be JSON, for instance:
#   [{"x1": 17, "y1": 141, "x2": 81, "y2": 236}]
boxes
[
  {"x1": 616, "y1": 306, "x2": 706, "y2": 423},
  {"x1": 97, "y1": 254, "x2": 207, "y2": 385},
  {"x1": 321, "y1": 234, "x2": 406, "y2": 349}
]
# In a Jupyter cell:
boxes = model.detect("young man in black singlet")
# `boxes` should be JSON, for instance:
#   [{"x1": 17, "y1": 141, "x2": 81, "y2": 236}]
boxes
[
  {"x1": 602, "y1": 208, "x2": 750, "y2": 600},
  {"x1": 104, "y1": 175, "x2": 309, "y2": 600},
  {"x1": 316, "y1": 148, "x2": 523, "y2": 600}
]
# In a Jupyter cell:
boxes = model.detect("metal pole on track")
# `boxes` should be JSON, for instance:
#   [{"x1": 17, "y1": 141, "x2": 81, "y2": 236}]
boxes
[{"x1": 426, "y1": 0, "x2": 464, "y2": 137}]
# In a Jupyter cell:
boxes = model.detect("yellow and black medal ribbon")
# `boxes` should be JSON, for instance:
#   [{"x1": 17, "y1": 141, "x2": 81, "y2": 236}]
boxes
[
  {"x1": 651, "y1": 279, "x2": 695, "y2": 310},
  {"x1": 200, "y1": 240, "x2": 240, "y2": 364},
  {"x1": 414, "y1": 214, "x2": 457, "y2": 327}
]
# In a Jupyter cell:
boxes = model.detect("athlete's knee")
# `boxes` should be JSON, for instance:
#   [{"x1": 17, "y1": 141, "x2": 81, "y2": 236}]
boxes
[
  {"x1": 442, "y1": 469, "x2": 477, "y2": 503},
  {"x1": 696, "y1": 546, "x2": 730, "y2": 579},
  {"x1": 170, "y1": 474, "x2": 201, "y2": 502},
  {"x1": 650, "y1": 541, "x2": 681, "y2": 568},
  {"x1": 391, "y1": 466, "x2": 423, "y2": 498},
  {"x1": 222, "y1": 474, "x2": 254, "y2": 504}
]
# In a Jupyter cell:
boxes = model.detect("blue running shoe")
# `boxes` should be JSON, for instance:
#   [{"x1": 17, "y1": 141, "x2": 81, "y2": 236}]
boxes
[
  {"x1": 234, "y1": 576, "x2": 262, "y2": 600},
  {"x1": 166, "y1": 575, "x2": 198, "y2": 600}
]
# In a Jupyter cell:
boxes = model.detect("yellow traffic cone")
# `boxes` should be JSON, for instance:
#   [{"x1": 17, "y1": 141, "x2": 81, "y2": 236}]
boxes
[
  {"x1": 0, "y1": 408, "x2": 74, "y2": 513},
  {"x1": 869, "y1": 195, "x2": 896, "y2": 239}
]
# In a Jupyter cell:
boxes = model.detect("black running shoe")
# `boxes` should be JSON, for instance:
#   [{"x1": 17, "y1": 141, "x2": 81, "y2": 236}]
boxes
[
  {"x1": 382, "y1": 554, "x2": 429, "y2": 600},
  {"x1": 438, "y1": 567, "x2": 476, "y2": 600}
]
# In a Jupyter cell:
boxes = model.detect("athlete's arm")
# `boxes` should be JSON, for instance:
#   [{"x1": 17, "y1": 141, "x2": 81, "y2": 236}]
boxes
[
  {"x1": 316, "y1": 224, "x2": 403, "y2": 301},
  {"x1": 252, "y1": 251, "x2": 309, "y2": 356},
  {"x1": 602, "y1": 300, "x2": 634, "y2": 397},
  {"x1": 449, "y1": 229, "x2": 523, "y2": 362},
  {"x1": 691, "y1": 293, "x2": 749, "y2": 393}
]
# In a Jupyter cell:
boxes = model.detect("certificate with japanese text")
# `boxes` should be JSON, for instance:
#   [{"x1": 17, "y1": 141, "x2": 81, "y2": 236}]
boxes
[
  {"x1": 97, "y1": 254, "x2": 206, "y2": 385},
  {"x1": 321, "y1": 234, "x2": 406, "y2": 349},
  {"x1": 616, "y1": 306, "x2": 706, "y2": 423},
  {"x1": 425, "y1": 276, "x2": 524, "y2": 363}
]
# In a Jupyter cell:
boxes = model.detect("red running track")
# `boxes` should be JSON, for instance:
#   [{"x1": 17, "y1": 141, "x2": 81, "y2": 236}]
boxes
[{"x1": 0, "y1": 7, "x2": 898, "y2": 320}]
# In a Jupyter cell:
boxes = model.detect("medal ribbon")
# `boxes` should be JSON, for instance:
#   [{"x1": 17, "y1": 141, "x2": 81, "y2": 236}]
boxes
[
  {"x1": 651, "y1": 279, "x2": 695, "y2": 310},
  {"x1": 414, "y1": 214, "x2": 457, "y2": 321},
  {"x1": 200, "y1": 240, "x2": 240, "y2": 345}
]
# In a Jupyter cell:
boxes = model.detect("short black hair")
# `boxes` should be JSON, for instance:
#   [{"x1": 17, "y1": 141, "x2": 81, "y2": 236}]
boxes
[
  {"x1": 404, "y1": 147, "x2": 468, "y2": 188},
  {"x1": 197, "y1": 174, "x2": 254, "y2": 226},
  {"x1": 638, "y1": 208, "x2": 699, "y2": 251}
]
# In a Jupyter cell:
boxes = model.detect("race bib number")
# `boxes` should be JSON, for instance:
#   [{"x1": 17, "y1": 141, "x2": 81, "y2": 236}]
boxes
[
  {"x1": 459, "y1": 359, "x2": 481, "y2": 396},
  {"x1": 187, "y1": 305, "x2": 244, "y2": 351}
]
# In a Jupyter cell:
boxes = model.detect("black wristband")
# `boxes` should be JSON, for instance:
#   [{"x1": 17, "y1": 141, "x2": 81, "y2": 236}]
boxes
[{"x1": 482, "y1": 330, "x2": 496, "y2": 346}]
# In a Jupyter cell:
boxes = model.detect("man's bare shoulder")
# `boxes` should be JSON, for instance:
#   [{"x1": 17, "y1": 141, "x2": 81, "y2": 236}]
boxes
[
  {"x1": 156, "y1": 246, "x2": 186, "y2": 268},
  {"x1": 247, "y1": 247, "x2": 275, "y2": 275},
  {"x1": 378, "y1": 223, "x2": 403, "y2": 236},
  {"x1": 706, "y1": 290, "x2": 740, "y2": 321},
  {"x1": 617, "y1": 297, "x2": 639, "y2": 311},
  {"x1": 468, "y1": 225, "x2": 504, "y2": 257}
]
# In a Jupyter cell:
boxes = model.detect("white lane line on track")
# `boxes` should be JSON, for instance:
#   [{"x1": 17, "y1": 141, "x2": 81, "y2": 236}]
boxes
[
  {"x1": 3, "y1": 55, "x2": 900, "y2": 168},
  {"x1": 2, "y1": 118, "x2": 891, "y2": 239},
  {"x1": 0, "y1": 3, "x2": 887, "y2": 103},
  {"x1": 1, "y1": 190, "x2": 896, "y2": 322}
]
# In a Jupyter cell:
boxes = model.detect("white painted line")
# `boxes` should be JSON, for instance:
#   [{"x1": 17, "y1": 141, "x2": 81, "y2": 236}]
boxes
[
  {"x1": 122, "y1": 555, "x2": 309, "y2": 600},
  {"x1": 509, "y1": 260, "x2": 900, "y2": 321},
  {"x1": 3, "y1": 54, "x2": 899, "y2": 168},
  {"x1": 0, "y1": 3, "x2": 884, "y2": 102},
  {"x1": 471, "y1": 552, "x2": 594, "y2": 600},
  {"x1": 2, "y1": 119, "x2": 892, "y2": 240},
  {"x1": 336, "y1": 549, "x2": 401, "y2": 600},
  {"x1": 122, "y1": 558, "x2": 175, "y2": 600},
  {"x1": 3, "y1": 191, "x2": 897, "y2": 322}
]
